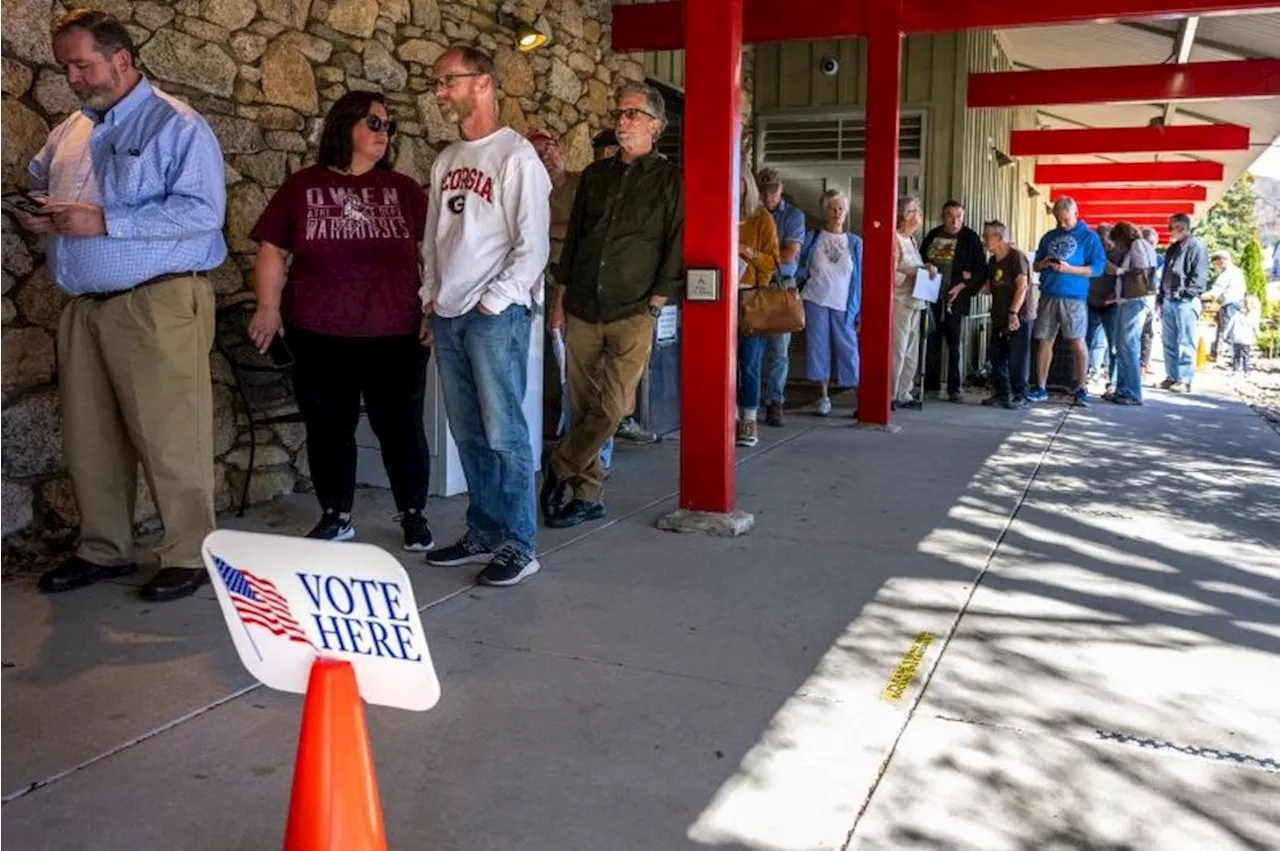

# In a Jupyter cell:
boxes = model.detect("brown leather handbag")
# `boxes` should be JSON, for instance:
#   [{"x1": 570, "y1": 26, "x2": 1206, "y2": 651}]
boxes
[
  {"x1": 739, "y1": 285, "x2": 805, "y2": 336},
  {"x1": 1119, "y1": 268, "x2": 1155, "y2": 300}
]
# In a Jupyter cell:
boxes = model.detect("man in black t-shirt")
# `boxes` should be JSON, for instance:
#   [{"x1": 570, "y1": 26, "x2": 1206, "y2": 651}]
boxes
[
  {"x1": 922, "y1": 200, "x2": 987, "y2": 400},
  {"x1": 978, "y1": 220, "x2": 1034, "y2": 409}
]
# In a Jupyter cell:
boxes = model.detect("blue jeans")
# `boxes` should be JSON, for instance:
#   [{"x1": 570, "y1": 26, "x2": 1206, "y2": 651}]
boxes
[
  {"x1": 1114, "y1": 300, "x2": 1147, "y2": 401},
  {"x1": 1161, "y1": 298, "x2": 1199, "y2": 385},
  {"x1": 432, "y1": 306, "x2": 536, "y2": 554},
  {"x1": 737, "y1": 334, "x2": 767, "y2": 410},
  {"x1": 763, "y1": 331, "x2": 791, "y2": 405},
  {"x1": 1087, "y1": 304, "x2": 1118, "y2": 385}
]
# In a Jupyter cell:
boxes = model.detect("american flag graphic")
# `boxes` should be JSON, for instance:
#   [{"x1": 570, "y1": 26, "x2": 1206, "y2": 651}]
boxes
[{"x1": 212, "y1": 554, "x2": 314, "y2": 648}]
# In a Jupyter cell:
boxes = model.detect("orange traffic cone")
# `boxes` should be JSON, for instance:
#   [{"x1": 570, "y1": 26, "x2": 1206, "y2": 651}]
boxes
[{"x1": 284, "y1": 658, "x2": 387, "y2": 851}]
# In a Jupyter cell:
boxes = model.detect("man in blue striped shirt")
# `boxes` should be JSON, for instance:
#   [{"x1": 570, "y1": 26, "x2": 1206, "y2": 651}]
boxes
[{"x1": 12, "y1": 9, "x2": 227, "y2": 602}]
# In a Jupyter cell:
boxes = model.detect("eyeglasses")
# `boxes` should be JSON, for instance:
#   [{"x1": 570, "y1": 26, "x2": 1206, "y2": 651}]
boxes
[
  {"x1": 364, "y1": 114, "x2": 397, "y2": 136},
  {"x1": 426, "y1": 72, "x2": 484, "y2": 91},
  {"x1": 612, "y1": 107, "x2": 656, "y2": 123}
]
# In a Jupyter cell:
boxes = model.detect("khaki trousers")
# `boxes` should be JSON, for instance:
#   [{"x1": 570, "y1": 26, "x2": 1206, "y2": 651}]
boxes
[
  {"x1": 552, "y1": 312, "x2": 654, "y2": 502},
  {"x1": 892, "y1": 298, "x2": 923, "y2": 403},
  {"x1": 57, "y1": 275, "x2": 216, "y2": 569}
]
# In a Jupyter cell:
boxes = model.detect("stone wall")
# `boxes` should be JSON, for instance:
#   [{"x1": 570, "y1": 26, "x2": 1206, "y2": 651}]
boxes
[{"x1": 1, "y1": 0, "x2": 644, "y2": 553}]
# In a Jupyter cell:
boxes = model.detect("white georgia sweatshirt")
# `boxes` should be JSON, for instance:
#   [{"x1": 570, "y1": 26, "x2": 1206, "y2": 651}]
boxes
[{"x1": 419, "y1": 127, "x2": 551, "y2": 318}]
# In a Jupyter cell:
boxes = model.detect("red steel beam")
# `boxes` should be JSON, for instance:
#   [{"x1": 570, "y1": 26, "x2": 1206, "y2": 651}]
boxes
[
  {"x1": 610, "y1": 0, "x2": 1280, "y2": 50},
  {"x1": 970, "y1": 59, "x2": 1280, "y2": 108},
  {"x1": 906, "y1": 0, "x2": 1280, "y2": 33},
  {"x1": 1010, "y1": 124, "x2": 1249, "y2": 156},
  {"x1": 1035, "y1": 161, "x2": 1224, "y2": 184},
  {"x1": 678, "y1": 0, "x2": 742, "y2": 513},
  {"x1": 858, "y1": 0, "x2": 904, "y2": 427},
  {"x1": 1078, "y1": 202, "x2": 1197, "y2": 215},
  {"x1": 1051, "y1": 185, "x2": 1208, "y2": 202},
  {"x1": 1085, "y1": 215, "x2": 1179, "y2": 226}
]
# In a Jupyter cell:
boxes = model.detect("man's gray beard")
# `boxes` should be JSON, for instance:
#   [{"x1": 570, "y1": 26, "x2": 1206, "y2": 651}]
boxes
[
  {"x1": 80, "y1": 91, "x2": 113, "y2": 111},
  {"x1": 441, "y1": 102, "x2": 471, "y2": 124}
]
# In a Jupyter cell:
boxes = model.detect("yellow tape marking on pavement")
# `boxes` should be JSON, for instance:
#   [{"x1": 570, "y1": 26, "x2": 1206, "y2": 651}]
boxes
[{"x1": 880, "y1": 631, "x2": 936, "y2": 702}]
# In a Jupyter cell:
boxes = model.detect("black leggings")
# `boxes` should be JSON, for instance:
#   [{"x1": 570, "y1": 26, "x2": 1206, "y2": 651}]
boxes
[{"x1": 288, "y1": 326, "x2": 429, "y2": 515}]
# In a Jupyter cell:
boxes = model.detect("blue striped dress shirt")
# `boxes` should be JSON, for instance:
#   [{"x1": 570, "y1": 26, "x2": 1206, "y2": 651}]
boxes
[{"x1": 27, "y1": 77, "x2": 228, "y2": 296}]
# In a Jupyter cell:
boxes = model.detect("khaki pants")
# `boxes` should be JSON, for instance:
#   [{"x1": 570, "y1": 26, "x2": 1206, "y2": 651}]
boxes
[
  {"x1": 58, "y1": 275, "x2": 216, "y2": 569},
  {"x1": 892, "y1": 298, "x2": 923, "y2": 403},
  {"x1": 552, "y1": 312, "x2": 654, "y2": 502}
]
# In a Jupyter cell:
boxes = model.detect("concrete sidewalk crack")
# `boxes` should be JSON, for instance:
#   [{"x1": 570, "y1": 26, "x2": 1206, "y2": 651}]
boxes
[
  {"x1": 842, "y1": 407, "x2": 1073, "y2": 850},
  {"x1": 3, "y1": 425, "x2": 822, "y2": 807}
]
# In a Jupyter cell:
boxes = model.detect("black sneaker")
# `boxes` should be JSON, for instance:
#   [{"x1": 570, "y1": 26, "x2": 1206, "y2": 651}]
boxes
[
  {"x1": 399, "y1": 509, "x2": 434, "y2": 552},
  {"x1": 477, "y1": 547, "x2": 541, "y2": 587},
  {"x1": 426, "y1": 535, "x2": 493, "y2": 567},
  {"x1": 547, "y1": 499, "x2": 607, "y2": 529},
  {"x1": 306, "y1": 510, "x2": 354, "y2": 542}
]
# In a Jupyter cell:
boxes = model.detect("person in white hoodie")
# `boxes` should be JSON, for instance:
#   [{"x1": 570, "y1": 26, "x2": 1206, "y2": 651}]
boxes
[{"x1": 419, "y1": 45, "x2": 550, "y2": 587}]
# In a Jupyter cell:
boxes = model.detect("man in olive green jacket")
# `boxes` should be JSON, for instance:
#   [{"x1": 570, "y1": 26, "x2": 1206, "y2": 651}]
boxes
[{"x1": 542, "y1": 81, "x2": 683, "y2": 529}]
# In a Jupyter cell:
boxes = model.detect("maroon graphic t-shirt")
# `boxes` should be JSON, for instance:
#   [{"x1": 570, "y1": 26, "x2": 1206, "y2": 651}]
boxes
[{"x1": 251, "y1": 165, "x2": 428, "y2": 337}]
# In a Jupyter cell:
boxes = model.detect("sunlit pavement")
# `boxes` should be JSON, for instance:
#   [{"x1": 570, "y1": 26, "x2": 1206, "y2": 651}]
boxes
[{"x1": 3, "y1": 369, "x2": 1277, "y2": 850}]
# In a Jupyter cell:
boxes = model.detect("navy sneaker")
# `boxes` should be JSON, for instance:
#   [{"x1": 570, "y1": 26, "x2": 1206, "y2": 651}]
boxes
[
  {"x1": 1025, "y1": 386, "x2": 1049, "y2": 402},
  {"x1": 477, "y1": 547, "x2": 541, "y2": 587},
  {"x1": 1072, "y1": 389, "x2": 1090, "y2": 408},
  {"x1": 426, "y1": 535, "x2": 493, "y2": 567}
]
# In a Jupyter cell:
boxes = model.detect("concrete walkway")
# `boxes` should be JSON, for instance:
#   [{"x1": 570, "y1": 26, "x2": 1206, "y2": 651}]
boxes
[{"x1": 3, "y1": 375, "x2": 1278, "y2": 850}]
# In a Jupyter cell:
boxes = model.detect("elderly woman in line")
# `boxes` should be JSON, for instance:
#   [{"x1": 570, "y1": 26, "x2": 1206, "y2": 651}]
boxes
[
  {"x1": 1105, "y1": 220, "x2": 1158, "y2": 405},
  {"x1": 891, "y1": 195, "x2": 935, "y2": 410},
  {"x1": 735, "y1": 169, "x2": 781, "y2": 448},
  {"x1": 797, "y1": 189, "x2": 863, "y2": 417}
]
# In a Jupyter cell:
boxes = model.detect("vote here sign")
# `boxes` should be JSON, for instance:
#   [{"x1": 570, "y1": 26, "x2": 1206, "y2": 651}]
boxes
[{"x1": 201, "y1": 529, "x2": 441, "y2": 711}]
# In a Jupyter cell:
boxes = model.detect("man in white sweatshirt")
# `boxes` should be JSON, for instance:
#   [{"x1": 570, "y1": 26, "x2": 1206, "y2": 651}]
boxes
[{"x1": 419, "y1": 45, "x2": 550, "y2": 587}]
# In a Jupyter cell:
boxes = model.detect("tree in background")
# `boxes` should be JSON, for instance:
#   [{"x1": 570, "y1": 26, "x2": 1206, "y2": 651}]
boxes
[
  {"x1": 1241, "y1": 237, "x2": 1268, "y2": 303},
  {"x1": 1199, "y1": 172, "x2": 1262, "y2": 267}
]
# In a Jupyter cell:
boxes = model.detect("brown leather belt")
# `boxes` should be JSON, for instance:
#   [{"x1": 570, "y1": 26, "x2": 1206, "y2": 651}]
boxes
[{"x1": 82, "y1": 271, "x2": 206, "y2": 301}]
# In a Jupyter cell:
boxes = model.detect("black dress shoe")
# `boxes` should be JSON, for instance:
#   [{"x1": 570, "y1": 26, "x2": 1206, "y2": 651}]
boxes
[
  {"x1": 38, "y1": 556, "x2": 137, "y2": 593},
  {"x1": 139, "y1": 567, "x2": 208, "y2": 602},
  {"x1": 539, "y1": 469, "x2": 568, "y2": 521},
  {"x1": 547, "y1": 500, "x2": 607, "y2": 529}
]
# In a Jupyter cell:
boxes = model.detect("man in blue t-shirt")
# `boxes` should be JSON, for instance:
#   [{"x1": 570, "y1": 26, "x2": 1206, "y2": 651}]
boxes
[
  {"x1": 757, "y1": 168, "x2": 807, "y2": 427},
  {"x1": 1028, "y1": 196, "x2": 1106, "y2": 406}
]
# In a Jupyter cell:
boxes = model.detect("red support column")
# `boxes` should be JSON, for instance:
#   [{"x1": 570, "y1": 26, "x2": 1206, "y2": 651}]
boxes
[
  {"x1": 679, "y1": 0, "x2": 742, "y2": 513},
  {"x1": 858, "y1": 0, "x2": 903, "y2": 427}
]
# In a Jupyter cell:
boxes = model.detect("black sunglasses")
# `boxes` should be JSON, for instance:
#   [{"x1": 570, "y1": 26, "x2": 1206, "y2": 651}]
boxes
[{"x1": 364, "y1": 114, "x2": 397, "y2": 136}]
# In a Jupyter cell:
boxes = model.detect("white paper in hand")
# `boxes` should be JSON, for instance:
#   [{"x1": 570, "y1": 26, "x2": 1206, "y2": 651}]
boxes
[{"x1": 913, "y1": 269, "x2": 942, "y2": 303}]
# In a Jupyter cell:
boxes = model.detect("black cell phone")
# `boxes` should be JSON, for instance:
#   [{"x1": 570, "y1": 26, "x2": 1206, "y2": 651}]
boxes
[
  {"x1": 2, "y1": 192, "x2": 47, "y2": 216},
  {"x1": 266, "y1": 333, "x2": 294, "y2": 367}
]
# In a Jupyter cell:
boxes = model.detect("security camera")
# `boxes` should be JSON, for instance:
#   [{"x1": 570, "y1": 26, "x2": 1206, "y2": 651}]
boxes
[{"x1": 819, "y1": 57, "x2": 839, "y2": 76}]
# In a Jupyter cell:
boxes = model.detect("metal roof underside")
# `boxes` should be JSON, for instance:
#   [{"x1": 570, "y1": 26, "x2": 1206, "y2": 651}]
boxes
[{"x1": 996, "y1": 11, "x2": 1280, "y2": 216}]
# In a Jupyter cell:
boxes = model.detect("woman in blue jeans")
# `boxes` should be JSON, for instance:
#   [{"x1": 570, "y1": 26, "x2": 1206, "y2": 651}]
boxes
[
  {"x1": 1105, "y1": 221, "x2": 1158, "y2": 405},
  {"x1": 736, "y1": 172, "x2": 781, "y2": 447}
]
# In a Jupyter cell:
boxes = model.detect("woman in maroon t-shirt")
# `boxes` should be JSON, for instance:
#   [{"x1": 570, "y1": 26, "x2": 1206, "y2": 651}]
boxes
[{"x1": 248, "y1": 91, "x2": 433, "y2": 549}]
